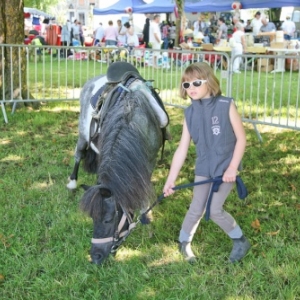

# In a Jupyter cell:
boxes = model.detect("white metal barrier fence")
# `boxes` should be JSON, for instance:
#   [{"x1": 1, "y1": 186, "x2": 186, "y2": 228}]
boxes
[
  {"x1": 1, "y1": 44, "x2": 300, "y2": 135},
  {"x1": 230, "y1": 53, "x2": 300, "y2": 134}
]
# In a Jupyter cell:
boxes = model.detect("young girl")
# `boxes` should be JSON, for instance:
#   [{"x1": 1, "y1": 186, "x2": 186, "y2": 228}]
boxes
[{"x1": 163, "y1": 62, "x2": 250, "y2": 263}]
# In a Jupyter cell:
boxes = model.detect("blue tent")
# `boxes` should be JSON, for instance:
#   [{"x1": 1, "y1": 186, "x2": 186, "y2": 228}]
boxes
[
  {"x1": 185, "y1": 0, "x2": 300, "y2": 13},
  {"x1": 93, "y1": 0, "x2": 143, "y2": 15},
  {"x1": 94, "y1": 0, "x2": 300, "y2": 15},
  {"x1": 93, "y1": 0, "x2": 175, "y2": 15},
  {"x1": 132, "y1": 0, "x2": 175, "y2": 14}
]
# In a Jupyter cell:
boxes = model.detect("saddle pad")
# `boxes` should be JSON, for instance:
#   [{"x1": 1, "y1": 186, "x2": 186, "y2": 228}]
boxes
[
  {"x1": 129, "y1": 80, "x2": 168, "y2": 128},
  {"x1": 90, "y1": 76, "x2": 108, "y2": 109}
]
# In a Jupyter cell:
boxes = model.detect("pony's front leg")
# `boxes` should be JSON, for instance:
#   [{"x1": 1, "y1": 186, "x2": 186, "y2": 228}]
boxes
[{"x1": 67, "y1": 139, "x2": 87, "y2": 190}]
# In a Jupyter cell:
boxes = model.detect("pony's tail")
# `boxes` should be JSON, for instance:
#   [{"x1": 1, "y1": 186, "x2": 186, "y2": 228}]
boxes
[{"x1": 83, "y1": 148, "x2": 98, "y2": 173}]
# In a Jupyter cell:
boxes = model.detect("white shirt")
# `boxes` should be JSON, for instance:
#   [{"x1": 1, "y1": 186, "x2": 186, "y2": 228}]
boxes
[
  {"x1": 149, "y1": 21, "x2": 161, "y2": 44},
  {"x1": 232, "y1": 30, "x2": 244, "y2": 44},
  {"x1": 250, "y1": 18, "x2": 263, "y2": 36},
  {"x1": 117, "y1": 25, "x2": 127, "y2": 45},
  {"x1": 281, "y1": 20, "x2": 296, "y2": 36}
]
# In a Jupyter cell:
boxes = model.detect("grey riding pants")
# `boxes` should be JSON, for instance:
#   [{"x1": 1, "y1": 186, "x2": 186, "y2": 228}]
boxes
[{"x1": 179, "y1": 175, "x2": 239, "y2": 243}]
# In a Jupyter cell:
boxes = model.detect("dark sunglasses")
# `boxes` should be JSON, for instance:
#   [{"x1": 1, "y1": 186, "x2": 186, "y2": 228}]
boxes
[{"x1": 182, "y1": 80, "x2": 207, "y2": 89}]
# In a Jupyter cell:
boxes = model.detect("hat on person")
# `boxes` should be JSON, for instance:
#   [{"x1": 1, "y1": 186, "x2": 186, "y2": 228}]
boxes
[{"x1": 255, "y1": 11, "x2": 261, "y2": 16}]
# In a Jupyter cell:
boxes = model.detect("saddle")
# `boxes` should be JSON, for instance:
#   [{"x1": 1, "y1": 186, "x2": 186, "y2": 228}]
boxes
[{"x1": 89, "y1": 62, "x2": 170, "y2": 159}]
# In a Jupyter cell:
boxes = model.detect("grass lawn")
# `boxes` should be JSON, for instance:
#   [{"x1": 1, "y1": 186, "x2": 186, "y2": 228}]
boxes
[{"x1": 1, "y1": 100, "x2": 300, "y2": 299}]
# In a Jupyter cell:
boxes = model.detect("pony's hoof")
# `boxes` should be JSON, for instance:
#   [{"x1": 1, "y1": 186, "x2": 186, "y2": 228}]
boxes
[{"x1": 67, "y1": 179, "x2": 77, "y2": 190}]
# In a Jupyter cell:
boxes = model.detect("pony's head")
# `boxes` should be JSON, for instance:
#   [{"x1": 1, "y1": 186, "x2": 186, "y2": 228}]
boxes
[{"x1": 80, "y1": 184, "x2": 135, "y2": 264}]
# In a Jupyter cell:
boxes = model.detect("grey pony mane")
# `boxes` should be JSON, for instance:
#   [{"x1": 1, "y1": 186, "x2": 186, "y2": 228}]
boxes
[{"x1": 95, "y1": 89, "x2": 161, "y2": 213}]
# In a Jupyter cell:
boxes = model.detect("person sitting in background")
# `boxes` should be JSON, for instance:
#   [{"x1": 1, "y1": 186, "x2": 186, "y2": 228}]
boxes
[
  {"x1": 257, "y1": 17, "x2": 276, "y2": 45},
  {"x1": 281, "y1": 16, "x2": 296, "y2": 41},
  {"x1": 244, "y1": 20, "x2": 252, "y2": 33}
]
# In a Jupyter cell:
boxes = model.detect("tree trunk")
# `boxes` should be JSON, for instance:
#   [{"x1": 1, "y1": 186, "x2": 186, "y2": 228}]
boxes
[
  {"x1": 0, "y1": 0, "x2": 39, "y2": 109},
  {"x1": 174, "y1": 0, "x2": 185, "y2": 47}
]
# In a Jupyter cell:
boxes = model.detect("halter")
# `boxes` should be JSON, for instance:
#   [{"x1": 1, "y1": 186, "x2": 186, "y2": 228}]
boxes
[{"x1": 91, "y1": 201, "x2": 137, "y2": 253}]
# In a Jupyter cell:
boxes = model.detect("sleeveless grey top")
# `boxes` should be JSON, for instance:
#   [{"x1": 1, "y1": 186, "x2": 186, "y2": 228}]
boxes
[{"x1": 184, "y1": 96, "x2": 240, "y2": 178}]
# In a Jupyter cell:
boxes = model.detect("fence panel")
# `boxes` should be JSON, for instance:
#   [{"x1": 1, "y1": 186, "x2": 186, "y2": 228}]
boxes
[
  {"x1": 231, "y1": 53, "x2": 300, "y2": 131},
  {"x1": 1, "y1": 44, "x2": 300, "y2": 133}
]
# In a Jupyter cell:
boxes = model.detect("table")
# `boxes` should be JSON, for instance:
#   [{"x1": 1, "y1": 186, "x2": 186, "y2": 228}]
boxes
[
  {"x1": 246, "y1": 47, "x2": 267, "y2": 54},
  {"x1": 213, "y1": 46, "x2": 231, "y2": 52},
  {"x1": 266, "y1": 48, "x2": 300, "y2": 73},
  {"x1": 190, "y1": 46, "x2": 202, "y2": 52}
]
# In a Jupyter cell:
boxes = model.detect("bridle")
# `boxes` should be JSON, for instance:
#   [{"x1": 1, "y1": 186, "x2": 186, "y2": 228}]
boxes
[{"x1": 91, "y1": 200, "x2": 137, "y2": 253}]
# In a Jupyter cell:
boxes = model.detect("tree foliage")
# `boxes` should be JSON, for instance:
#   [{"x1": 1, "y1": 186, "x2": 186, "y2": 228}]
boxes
[{"x1": 24, "y1": 0, "x2": 59, "y2": 11}]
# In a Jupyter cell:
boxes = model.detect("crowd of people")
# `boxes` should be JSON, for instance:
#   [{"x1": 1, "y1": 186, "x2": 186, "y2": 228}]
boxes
[{"x1": 24, "y1": 11, "x2": 298, "y2": 69}]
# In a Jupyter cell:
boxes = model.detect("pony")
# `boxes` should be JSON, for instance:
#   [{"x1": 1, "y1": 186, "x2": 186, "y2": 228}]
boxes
[{"x1": 67, "y1": 62, "x2": 169, "y2": 264}]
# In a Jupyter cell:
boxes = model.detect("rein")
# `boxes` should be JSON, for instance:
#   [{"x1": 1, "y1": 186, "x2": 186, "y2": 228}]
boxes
[{"x1": 140, "y1": 175, "x2": 248, "y2": 223}]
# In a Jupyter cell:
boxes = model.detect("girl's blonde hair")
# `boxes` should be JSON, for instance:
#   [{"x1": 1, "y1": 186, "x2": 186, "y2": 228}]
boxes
[{"x1": 179, "y1": 62, "x2": 222, "y2": 99}]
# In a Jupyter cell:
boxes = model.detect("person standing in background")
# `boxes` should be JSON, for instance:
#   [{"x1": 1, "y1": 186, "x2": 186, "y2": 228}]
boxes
[
  {"x1": 94, "y1": 23, "x2": 104, "y2": 46},
  {"x1": 216, "y1": 17, "x2": 228, "y2": 44},
  {"x1": 281, "y1": 16, "x2": 296, "y2": 41},
  {"x1": 78, "y1": 21, "x2": 84, "y2": 46},
  {"x1": 104, "y1": 20, "x2": 118, "y2": 46},
  {"x1": 117, "y1": 19, "x2": 127, "y2": 46},
  {"x1": 169, "y1": 21, "x2": 176, "y2": 49},
  {"x1": 230, "y1": 22, "x2": 247, "y2": 73},
  {"x1": 61, "y1": 22, "x2": 70, "y2": 57},
  {"x1": 250, "y1": 12, "x2": 262, "y2": 42},
  {"x1": 71, "y1": 19, "x2": 80, "y2": 42},
  {"x1": 142, "y1": 14, "x2": 150, "y2": 48},
  {"x1": 193, "y1": 14, "x2": 210, "y2": 43},
  {"x1": 161, "y1": 21, "x2": 170, "y2": 50},
  {"x1": 149, "y1": 14, "x2": 162, "y2": 68},
  {"x1": 232, "y1": 16, "x2": 244, "y2": 33}
]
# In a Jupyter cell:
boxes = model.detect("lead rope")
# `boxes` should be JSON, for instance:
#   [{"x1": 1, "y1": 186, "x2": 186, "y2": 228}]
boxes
[{"x1": 139, "y1": 175, "x2": 248, "y2": 224}]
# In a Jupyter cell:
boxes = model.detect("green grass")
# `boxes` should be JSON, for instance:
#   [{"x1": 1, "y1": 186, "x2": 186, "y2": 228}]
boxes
[{"x1": 1, "y1": 102, "x2": 300, "y2": 299}]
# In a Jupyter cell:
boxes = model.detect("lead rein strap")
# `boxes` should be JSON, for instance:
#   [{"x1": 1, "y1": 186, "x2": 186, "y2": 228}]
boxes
[{"x1": 140, "y1": 176, "x2": 248, "y2": 223}]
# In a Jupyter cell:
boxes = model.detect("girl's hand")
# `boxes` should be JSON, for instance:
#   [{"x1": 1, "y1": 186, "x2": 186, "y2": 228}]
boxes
[
  {"x1": 163, "y1": 182, "x2": 175, "y2": 197},
  {"x1": 222, "y1": 166, "x2": 237, "y2": 183}
]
